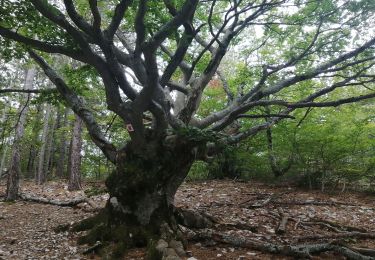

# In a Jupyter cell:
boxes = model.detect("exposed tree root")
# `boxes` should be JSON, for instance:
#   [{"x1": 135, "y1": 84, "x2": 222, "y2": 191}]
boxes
[
  {"x1": 175, "y1": 207, "x2": 258, "y2": 233},
  {"x1": 308, "y1": 218, "x2": 369, "y2": 233},
  {"x1": 19, "y1": 193, "x2": 88, "y2": 207},
  {"x1": 82, "y1": 241, "x2": 103, "y2": 255},
  {"x1": 174, "y1": 207, "x2": 214, "y2": 229},
  {"x1": 274, "y1": 199, "x2": 356, "y2": 206},
  {"x1": 297, "y1": 231, "x2": 375, "y2": 242},
  {"x1": 69, "y1": 208, "x2": 189, "y2": 260},
  {"x1": 194, "y1": 229, "x2": 374, "y2": 260},
  {"x1": 300, "y1": 218, "x2": 370, "y2": 234},
  {"x1": 351, "y1": 247, "x2": 375, "y2": 257}
]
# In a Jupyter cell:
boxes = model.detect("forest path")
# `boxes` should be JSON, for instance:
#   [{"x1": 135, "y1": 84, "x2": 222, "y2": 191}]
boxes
[{"x1": 1, "y1": 180, "x2": 375, "y2": 259}]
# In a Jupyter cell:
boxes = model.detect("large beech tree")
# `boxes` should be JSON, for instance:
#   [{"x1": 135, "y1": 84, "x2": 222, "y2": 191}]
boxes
[{"x1": 1, "y1": 0, "x2": 375, "y2": 258}]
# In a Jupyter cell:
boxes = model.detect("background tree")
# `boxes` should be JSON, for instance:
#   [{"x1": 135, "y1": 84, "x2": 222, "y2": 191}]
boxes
[
  {"x1": 6, "y1": 67, "x2": 36, "y2": 200},
  {"x1": 67, "y1": 114, "x2": 83, "y2": 191},
  {"x1": 0, "y1": 0, "x2": 374, "y2": 258}
]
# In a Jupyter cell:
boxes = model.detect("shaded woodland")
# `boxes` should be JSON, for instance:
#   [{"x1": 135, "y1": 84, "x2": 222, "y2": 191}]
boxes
[{"x1": 0, "y1": 0, "x2": 375, "y2": 259}]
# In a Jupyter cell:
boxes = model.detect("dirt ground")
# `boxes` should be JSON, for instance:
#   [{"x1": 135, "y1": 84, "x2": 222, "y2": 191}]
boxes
[{"x1": 1, "y1": 179, "x2": 375, "y2": 259}]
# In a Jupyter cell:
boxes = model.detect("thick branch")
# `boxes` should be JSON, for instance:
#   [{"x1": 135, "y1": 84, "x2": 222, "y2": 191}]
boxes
[
  {"x1": 88, "y1": 0, "x2": 102, "y2": 33},
  {"x1": 104, "y1": 0, "x2": 132, "y2": 40},
  {"x1": 63, "y1": 0, "x2": 95, "y2": 37},
  {"x1": 29, "y1": 50, "x2": 117, "y2": 163},
  {"x1": 146, "y1": 0, "x2": 198, "y2": 51},
  {"x1": 0, "y1": 26, "x2": 87, "y2": 63}
]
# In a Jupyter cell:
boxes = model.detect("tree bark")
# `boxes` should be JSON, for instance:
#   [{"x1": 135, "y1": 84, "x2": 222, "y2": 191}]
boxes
[
  {"x1": 56, "y1": 107, "x2": 69, "y2": 178},
  {"x1": 0, "y1": 106, "x2": 9, "y2": 176},
  {"x1": 0, "y1": 145, "x2": 8, "y2": 178},
  {"x1": 68, "y1": 114, "x2": 83, "y2": 191},
  {"x1": 36, "y1": 103, "x2": 52, "y2": 185},
  {"x1": 44, "y1": 107, "x2": 57, "y2": 177},
  {"x1": 6, "y1": 67, "x2": 36, "y2": 200},
  {"x1": 74, "y1": 139, "x2": 195, "y2": 259},
  {"x1": 26, "y1": 104, "x2": 42, "y2": 178}
]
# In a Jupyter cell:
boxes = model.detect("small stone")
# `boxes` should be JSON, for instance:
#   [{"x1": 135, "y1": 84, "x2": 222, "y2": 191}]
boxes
[
  {"x1": 156, "y1": 239, "x2": 168, "y2": 255},
  {"x1": 169, "y1": 240, "x2": 185, "y2": 256},
  {"x1": 187, "y1": 258, "x2": 197, "y2": 260},
  {"x1": 238, "y1": 256, "x2": 246, "y2": 260},
  {"x1": 186, "y1": 251, "x2": 193, "y2": 257},
  {"x1": 163, "y1": 248, "x2": 179, "y2": 259}
]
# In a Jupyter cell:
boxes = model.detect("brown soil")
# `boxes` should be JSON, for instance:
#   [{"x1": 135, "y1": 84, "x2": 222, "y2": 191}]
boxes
[{"x1": 1, "y1": 179, "x2": 375, "y2": 259}]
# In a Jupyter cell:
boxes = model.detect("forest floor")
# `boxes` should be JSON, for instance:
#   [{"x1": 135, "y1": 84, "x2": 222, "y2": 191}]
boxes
[{"x1": 1, "y1": 179, "x2": 375, "y2": 259}]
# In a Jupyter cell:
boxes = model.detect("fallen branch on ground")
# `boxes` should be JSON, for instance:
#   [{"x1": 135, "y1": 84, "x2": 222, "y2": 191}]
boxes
[
  {"x1": 19, "y1": 193, "x2": 88, "y2": 207},
  {"x1": 276, "y1": 211, "x2": 289, "y2": 235},
  {"x1": 240, "y1": 192, "x2": 287, "y2": 208},
  {"x1": 195, "y1": 229, "x2": 373, "y2": 259}
]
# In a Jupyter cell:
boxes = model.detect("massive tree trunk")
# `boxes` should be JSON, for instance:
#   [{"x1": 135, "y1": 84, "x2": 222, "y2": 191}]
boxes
[
  {"x1": 75, "y1": 138, "x2": 195, "y2": 259},
  {"x1": 6, "y1": 67, "x2": 36, "y2": 200},
  {"x1": 68, "y1": 114, "x2": 83, "y2": 191}
]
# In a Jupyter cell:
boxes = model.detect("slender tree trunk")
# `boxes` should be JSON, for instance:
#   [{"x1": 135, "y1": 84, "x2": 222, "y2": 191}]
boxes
[
  {"x1": 0, "y1": 145, "x2": 8, "y2": 177},
  {"x1": 6, "y1": 67, "x2": 36, "y2": 200},
  {"x1": 25, "y1": 104, "x2": 42, "y2": 178},
  {"x1": 68, "y1": 114, "x2": 83, "y2": 191},
  {"x1": 36, "y1": 103, "x2": 51, "y2": 185},
  {"x1": 44, "y1": 108, "x2": 57, "y2": 177},
  {"x1": 56, "y1": 108, "x2": 69, "y2": 178},
  {"x1": 0, "y1": 107, "x2": 8, "y2": 176}
]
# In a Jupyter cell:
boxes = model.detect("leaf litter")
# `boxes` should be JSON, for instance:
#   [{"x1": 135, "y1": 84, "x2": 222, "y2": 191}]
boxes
[{"x1": 1, "y1": 179, "x2": 375, "y2": 259}]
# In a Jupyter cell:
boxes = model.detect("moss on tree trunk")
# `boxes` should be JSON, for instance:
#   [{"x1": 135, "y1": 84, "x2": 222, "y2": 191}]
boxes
[{"x1": 74, "y1": 142, "x2": 194, "y2": 259}]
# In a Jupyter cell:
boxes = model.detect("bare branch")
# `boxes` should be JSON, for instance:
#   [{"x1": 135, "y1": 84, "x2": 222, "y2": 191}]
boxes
[
  {"x1": 146, "y1": 0, "x2": 199, "y2": 51},
  {"x1": 89, "y1": 0, "x2": 102, "y2": 33},
  {"x1": 104, "y1": 0, "x2": 132, "y2": 40},
  {"x1": 63, "y1": 0, "x2": 95, "y2": 37}
]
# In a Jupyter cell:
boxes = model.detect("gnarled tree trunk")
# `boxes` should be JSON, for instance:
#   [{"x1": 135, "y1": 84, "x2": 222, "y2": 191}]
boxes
[{"x1": 75, "y1": 138, "x2": 195, "y2": 259}]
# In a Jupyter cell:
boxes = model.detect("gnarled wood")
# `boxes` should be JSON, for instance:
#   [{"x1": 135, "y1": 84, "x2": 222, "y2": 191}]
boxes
[{"x1": 195, "y1": 229, "x2": 373, "y2": 260}]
